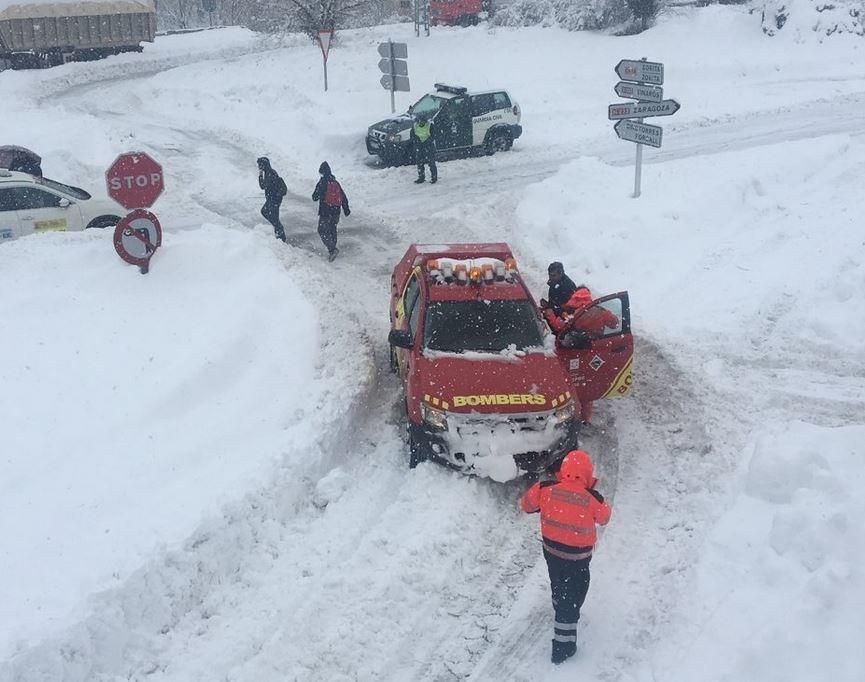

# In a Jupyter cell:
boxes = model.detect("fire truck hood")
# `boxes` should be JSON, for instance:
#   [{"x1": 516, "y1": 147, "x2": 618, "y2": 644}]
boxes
[{"x1": 417, "y1": 351, "x2": 572, "y2": 414}]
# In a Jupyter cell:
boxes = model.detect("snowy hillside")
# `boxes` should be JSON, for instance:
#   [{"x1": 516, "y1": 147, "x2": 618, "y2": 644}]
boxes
[{"x1": 2, "y1": 5, "x2": 864, "y2": 681}]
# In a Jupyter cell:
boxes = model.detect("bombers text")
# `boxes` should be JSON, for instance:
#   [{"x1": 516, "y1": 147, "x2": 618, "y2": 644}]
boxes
[{"x1": 452, "y1": 394, "x2": 547, "y2": 408}]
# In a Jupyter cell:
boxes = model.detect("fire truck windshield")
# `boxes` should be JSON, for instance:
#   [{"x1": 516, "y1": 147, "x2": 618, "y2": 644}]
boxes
[
  {"x1": 411, "y1": 94, "x2": 447, "y2": 119},
  {"x1": 423, "y1": 300, "x2": 544, "y2": 353}
]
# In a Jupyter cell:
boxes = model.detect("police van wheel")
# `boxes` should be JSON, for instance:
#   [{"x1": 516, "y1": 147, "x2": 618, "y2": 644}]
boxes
[{"x1": 486, "y1": 131, "x2": 512, "y2": 155}]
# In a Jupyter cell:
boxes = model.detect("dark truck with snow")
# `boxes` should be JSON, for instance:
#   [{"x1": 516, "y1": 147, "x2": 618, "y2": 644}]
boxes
[
  {"x1": 0, "y1": 0, "x2": 156, "y2": 70},
  {"x1": 388, "y1": 243, "x2": 633, "y2": 482}
]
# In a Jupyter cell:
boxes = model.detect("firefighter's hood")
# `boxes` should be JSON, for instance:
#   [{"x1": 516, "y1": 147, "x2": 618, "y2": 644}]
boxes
[{"x1": 416, "y1": 352, "x2": 572, "y2": 414}]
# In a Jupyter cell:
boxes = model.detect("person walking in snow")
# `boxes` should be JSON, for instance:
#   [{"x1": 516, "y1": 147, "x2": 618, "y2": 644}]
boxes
[
  {"x1": 312, "y1": 162, "x2": 350, "y2": 261},
  {"x1": 520, "y1": 449, "x2": 611, "y2": 665},
  {"x1": 411, "y1": 112, "x2": 437, "y2": 184},
  {"x1": 540, "y1": 262, "x2": 577, "y2": 315},
  {"x1": 257, "y1": 157, "x2": 287, "y2": 242}
]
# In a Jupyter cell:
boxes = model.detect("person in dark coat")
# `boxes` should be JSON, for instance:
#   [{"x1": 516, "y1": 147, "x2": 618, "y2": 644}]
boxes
[
  {"x1": 410, "y1": 113, "x2": 437, "y2": 184},
  {"x1": 540, "y1": 262, "x2": 577, "y2": 314},
  {"x1": 257, "y1": 157, "x2": 287, "y2": 242},
  {"x1": 312, "y1": 161, "x2": 350, "y2": 261}
]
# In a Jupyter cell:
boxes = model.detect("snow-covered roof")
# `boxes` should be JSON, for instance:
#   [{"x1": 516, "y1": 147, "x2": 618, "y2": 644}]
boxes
[{"x1": 0, "y1": 0, "x2": 153, "y2": 20}]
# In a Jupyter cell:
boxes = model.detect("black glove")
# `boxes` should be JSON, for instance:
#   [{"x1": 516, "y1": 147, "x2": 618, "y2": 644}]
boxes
[
  {"x1": 587, "y1": 488, "x2": 604, "y2": 503},
  {"x1": 540, "y1": 298, "x2": 549, "y2": 309},
  {"x1": 344, "y1": 208, "x2": 351, "y2": 217}
]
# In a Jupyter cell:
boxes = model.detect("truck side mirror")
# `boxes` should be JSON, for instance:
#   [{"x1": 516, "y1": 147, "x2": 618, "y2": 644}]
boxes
[
  {"x1": 388, "y1": 329, "x2": 413, "y2": 349},
  {"x1": 58, "y1": 198, "x2": 71, "y2": 208}
]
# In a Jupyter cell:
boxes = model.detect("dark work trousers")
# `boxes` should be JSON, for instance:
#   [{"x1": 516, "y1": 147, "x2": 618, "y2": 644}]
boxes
[
  {"x1": 544, "y1": 549, "x2": 591, "y2": 660},
  {"x1": 261, "y1": 199, "x2": 285, "y2": 241},
  {"x1": 416, "y1": 146, "x2": 437, "y2": 181},
  {"x1": 317, "y1": 214, "x2": 339, "y2": 254}
]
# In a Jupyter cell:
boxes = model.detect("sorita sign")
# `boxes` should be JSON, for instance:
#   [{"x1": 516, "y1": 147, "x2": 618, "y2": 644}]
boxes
[{"x1": 105, "y1": 152, "x2": 164, "y2": 210}]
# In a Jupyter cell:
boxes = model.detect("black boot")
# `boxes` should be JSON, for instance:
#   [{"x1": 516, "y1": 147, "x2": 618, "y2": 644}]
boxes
[
  {"x1": 414, "y1": 177, "x2": 425, "y2": 184},
  {"x1": 551, "y1": 639, "x2": 576, "y2": 664}
]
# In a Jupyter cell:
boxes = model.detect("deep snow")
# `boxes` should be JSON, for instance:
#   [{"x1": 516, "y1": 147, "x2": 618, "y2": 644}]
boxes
[{"x1": 1, "y1": 5, "x2": 864, "y2": 681}]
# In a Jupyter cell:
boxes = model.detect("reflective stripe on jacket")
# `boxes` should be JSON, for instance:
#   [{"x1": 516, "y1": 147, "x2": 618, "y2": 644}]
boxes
[{"x1": 520, "y1": 479, "x2": 611, "y2": 548}]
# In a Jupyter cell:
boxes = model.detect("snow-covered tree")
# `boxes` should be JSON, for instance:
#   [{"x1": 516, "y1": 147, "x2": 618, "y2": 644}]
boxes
[
  {"x1": 492, "y1": 0, "x2": 631, "y2": 31},
  {"x1": 761, "y1": 0, "x2": 865, "y2": 37}
]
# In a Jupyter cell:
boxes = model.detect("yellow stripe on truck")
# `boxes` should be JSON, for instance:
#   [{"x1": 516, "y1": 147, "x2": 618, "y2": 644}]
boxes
[{"x1": 602, "y1": 356, "x2": 633, "y2": 398}]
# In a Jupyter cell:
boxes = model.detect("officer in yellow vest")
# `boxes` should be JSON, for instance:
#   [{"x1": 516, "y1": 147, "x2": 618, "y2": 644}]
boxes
[{"x1": 411, "y1": 113, "x2": 437, "y2": 184}]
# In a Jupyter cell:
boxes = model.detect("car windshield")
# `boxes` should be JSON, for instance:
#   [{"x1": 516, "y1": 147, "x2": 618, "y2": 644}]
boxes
[
  {"x1": 37, "y1": 177, "x2": 91, "y2": 200},
  {"x1": 411, "y1": 94, "x2": 447, "y2": 119},
  {"x1": 423, "y1": 299, "x2": 544, "y2": 353}
]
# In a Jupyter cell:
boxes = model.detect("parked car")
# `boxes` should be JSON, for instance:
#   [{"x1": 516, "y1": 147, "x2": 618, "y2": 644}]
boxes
[
  {"x1": 0, "y1": 170, "x2": 121, "y2": 242},
  {"x1": 366, "y1": 83, "x2": 522, "y2": 166},
  {"x1": 387, "y1": 243, "x2": 633, "y2": 482}
]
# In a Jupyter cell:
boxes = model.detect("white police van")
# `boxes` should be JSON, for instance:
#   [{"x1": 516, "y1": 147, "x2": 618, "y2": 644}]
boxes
[
  {"x1": 366, "y1": 83, "x2": 522, "y2": 166},
  {"x1": 0, "y1": 170, "x2": 121, "y2": 243}
]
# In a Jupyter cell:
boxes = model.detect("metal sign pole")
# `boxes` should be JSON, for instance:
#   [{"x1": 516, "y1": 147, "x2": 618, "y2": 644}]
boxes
[
  {"x1": 324, "y1": 57, "x2": 328, "y2": 92},
  {"x1": 633, "y1": 118, "x2": 643, "y2": 199},
  {"x1": 389, "y1": 40, "x2": 395, "y2": 113}
]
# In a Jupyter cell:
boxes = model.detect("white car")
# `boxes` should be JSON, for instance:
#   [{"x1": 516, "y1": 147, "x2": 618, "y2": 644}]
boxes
[
  {"x1": 366, "y1": 83, "x2": 523, "y2": 166},
  {"x1": 0, "y1": 169, "x2": 122, "y2": 242}
]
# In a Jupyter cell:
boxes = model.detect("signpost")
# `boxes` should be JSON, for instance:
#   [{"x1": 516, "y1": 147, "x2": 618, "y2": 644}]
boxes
[
  {"x1": 113, "y1": 209, "x2": 162, "y2": 274},
  {"x1": 378, "y1": 40, "x2": 410, "y2": 113},
  {"x1": 106, "y1": 152, "x2": 164, "y2": 210},
  {"x1": 316, "y1": 30, "x2": 332, "y2": 92},
  {"x1": 614, "y1": 120, "x2": 663, "y2": 148},
  {"x1": 105, "y1": 151, "x2": 164, "y2": 273},
  {"x1": 608, "y1": 58, "x2": 680, "y2": 198},
  {"x1": 614, "y1": 81, "x2": 663, "y2": 103},
  {"x1": 414, "y1": 0, "x2": 430, "y2": 37},
  {"x1": 614, "y1": 59, "x2": 664, "y2": 85}
]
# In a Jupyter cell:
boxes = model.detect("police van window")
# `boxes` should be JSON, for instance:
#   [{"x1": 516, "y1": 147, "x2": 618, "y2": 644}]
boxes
[
  {"x1": 9, "y1": 187, "x2": 63, "y2": 210},
  {"x1": 493, "y1": 92, "x2": 511, "y2": 110},
  {"x1": 411, "y1": 94, "x2": 447, "y2": 119},
  {"x1": 471, "y1": 94, "x2": 495, "y2": 117},
  {"x1": 0, "y1": 188, "x2": 16, "y2": 212}
]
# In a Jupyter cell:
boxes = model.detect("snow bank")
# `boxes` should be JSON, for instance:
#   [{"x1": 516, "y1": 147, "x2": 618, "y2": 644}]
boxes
[
  {"x1": 762, "y1": 0, "x2": 865, "y2": 38},
  {"x1": 511, "y1": 135, "x2": 865, "y2": 352},
  {"x1": 0, "y1": 225, "x2": 318, "y2": 657},
  {"x1": 650, "y1": 421, "x2": 865, "y2": 682}
]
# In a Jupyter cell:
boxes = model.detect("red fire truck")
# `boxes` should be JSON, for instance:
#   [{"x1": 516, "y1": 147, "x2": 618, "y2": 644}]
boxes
[{"x1": 388, "y1": 243, "x2": 633, "y2": 482}]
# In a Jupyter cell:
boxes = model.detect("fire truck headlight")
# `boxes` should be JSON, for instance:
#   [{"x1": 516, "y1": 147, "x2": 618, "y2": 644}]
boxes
[
  {"x1": 421, "y1": 403, "x2": 449, "y2": 432},
  {"x1": 552, "y1": 401, "x2": 574, "y2": 427}
]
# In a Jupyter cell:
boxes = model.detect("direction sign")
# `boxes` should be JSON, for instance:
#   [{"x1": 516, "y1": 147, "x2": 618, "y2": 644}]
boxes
[
  {"x1": 378, "y1": 58, "x2": 408, "y2": 76},
  {"x1": 378, "y1": 41, "x2": 408, "y2": 59},
  {"x1": 381, "y1": 74, "x2": 410, "y2": 92},
  {"x1": 106, "y1": 152, "x2": 164, "y2": 210},
  {"x1": 607, "y1": 99, "x2": 680, "y2": 120},
  {"x1": 614, "y1": 119, "x2": 663, "y2": 148},
  {"x1": 615, "y1": 59, "x2": 664, "y2": 85},
  {"x1": 614, "y1": 81, "x2": 663, "y2": 103},
  {"x1": 113, "y1": 209, "x2": 162, "y2": 267}
]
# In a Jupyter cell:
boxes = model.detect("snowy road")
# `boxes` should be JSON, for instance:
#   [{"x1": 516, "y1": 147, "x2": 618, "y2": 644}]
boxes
[{"x1": 3, "y1": 10, "x2": 865, "y2": 682}]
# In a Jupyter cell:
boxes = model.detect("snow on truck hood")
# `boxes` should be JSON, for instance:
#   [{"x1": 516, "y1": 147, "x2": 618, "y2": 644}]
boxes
[{"x1": 416, "y1": 349, "x2": 571, "y2": 414}]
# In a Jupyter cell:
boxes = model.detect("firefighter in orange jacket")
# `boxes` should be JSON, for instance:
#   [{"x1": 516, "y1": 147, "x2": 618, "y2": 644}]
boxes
[{"x1": 520, "y1": 449, "x2": 611, "y2": 664}]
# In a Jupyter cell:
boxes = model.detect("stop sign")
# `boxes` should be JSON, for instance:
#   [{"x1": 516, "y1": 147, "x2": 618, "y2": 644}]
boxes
[{"x1": 105, "y1": 152, "x2": 164, "y2": 210}]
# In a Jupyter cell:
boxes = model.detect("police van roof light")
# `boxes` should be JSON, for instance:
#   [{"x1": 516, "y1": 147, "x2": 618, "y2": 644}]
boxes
[{"x1": 434, "y1": 83, "x2": 468, "y2": 95}]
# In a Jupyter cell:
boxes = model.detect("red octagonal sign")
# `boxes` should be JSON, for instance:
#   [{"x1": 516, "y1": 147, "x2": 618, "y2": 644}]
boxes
[{"x1": 105, "y1": 152, "x2": 164, "y2": 210}]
